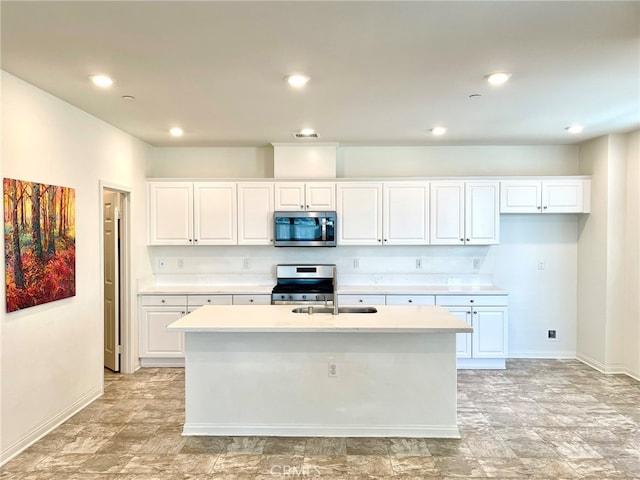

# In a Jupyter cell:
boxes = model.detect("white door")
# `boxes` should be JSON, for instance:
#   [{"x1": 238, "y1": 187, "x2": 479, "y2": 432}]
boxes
[
  {"x1": 238, "y1": 183, "x2": 275, "y2": 245},
  {"x1": 274, "y1": 183, "x2": 305, "y2": 211},
  {"x1": 430, "y1": 182, "x2": 464, "y2": 245},
  {"x1": 542, "y1": 180, "x2": 584, "y2": 213},
  {"x1": 306, "y1": 183, "x2": 336, "y2": 210},
  {"x1": 465, "y1": 181, "x2": 500, "y2": 245},
  {"x1": 337, "y1": 183, "x2": 383, "y2": 246},
  {"x1": 193, "y1": 182, "x2": 237, "y2": 245},
  {"x1": 148, "y1": 182, "x2": 193, "y2": 245},
  {"x1": 383, "y1": 182, "x2": 429, "y2": 245},
  {"x1": 472, "y1": 307, "x2": 508, "y2": 358},
  {"x1": 103, "y1": 190, "x2": 120, "y2": 372},
  {"x1": 500, "y1": 180, "x2": 542, "y2": 213}
]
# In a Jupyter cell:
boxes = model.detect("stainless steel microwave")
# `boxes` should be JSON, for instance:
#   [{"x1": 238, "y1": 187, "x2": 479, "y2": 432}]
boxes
[{"x1": 274, "y1": 211, "x2": 337, "y2": 247}]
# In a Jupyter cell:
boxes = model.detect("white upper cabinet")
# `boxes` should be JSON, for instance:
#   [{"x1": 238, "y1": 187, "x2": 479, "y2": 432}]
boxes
[
  {"x1": 148, "y1": 182, "x2": 237, "y2": 246},
  {"x1": 274, "y1": 182, "x2": 336, "y2": 211},
  {"x1": 337, "y1": 183, "x2": 383, "y2": 246},
  {"x1": 193, "y1": 182, "x2": 237, "y2": 245},
  {"x1": 430, "y1": 181, "x2": 499, "y2": 245},
  {"x1": 383, "y1": 182, "x2": 430, "y2": 245},
  {"x1": 148, "y1": 182, "x2": 193, "y2": 245},
  {"x1": 237, "y1": 183, "x2": 275, "y2": 245},
  {"x1": 500, "y1": 179, "x2": 590, "y2": 213}
]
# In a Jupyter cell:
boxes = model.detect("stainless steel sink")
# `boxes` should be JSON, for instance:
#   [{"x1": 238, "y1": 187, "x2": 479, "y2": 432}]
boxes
[{"x1": 291, "y1": 306, "x2": 377, "y2": 314}]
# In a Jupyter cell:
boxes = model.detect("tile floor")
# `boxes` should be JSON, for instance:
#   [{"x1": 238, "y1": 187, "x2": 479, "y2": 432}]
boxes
[{"x1": 1, "y1": 359, "x2": 639, "y2": 479}]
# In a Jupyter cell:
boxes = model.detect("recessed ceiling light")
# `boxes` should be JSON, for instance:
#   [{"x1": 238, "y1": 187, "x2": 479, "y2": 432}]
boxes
[
  {"x1": 169, "y1": 127, "x2": 184, "y2": 137},
  {"x1": 286, "y1": 74, "x2": 310, "y2": 88},
  {"x1": 485, "y1": 72, "x2": 512, "y2": 85},
  {"x1": 89, "y1": 74, "x2": 114, "y2": 88},
  {"x1": 565, "y1": 125, "x2": 584, "y2": 134},
  {"x1": 431, "y1": 127, "x2": 447, "y2": 136}
]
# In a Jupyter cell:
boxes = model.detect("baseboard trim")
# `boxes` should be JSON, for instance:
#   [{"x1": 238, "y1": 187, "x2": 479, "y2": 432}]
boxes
[
  {"x1": 509, "y1": 350, "x2": 576, "y2": 359},
  {"x1": 0, "y1": 386, "x2": 102, "y2": 466},
  {"x1": 140, "y1": 358, "x2": 185, "y2": 367},
  {"x1": 182, "y1": 423, "x2": 461, "y2": 439},
  {"x1": 577, "y1": 353, "x2": 640, "y2": 380}
]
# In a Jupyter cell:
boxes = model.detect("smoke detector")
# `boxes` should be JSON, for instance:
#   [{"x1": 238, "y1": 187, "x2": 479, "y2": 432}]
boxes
[{"x1": 293, "y1": 129, "x2": 319, "y2": 139}]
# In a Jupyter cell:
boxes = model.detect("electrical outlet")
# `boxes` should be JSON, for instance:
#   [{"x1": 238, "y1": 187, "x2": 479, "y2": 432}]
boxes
[
  {"x1": 547, "y1": 329, "x2": 557, "y2": 341},
  {"x1": 158, "y1": 259, "x2": 167, "y2": 270},
  {"x1": 416, "y1": 258, "x2": 422, "y2": 269},
  {"x1": 177, "y1": 259, "x2": 184, "y2": 269},
  {"x1": 353, "y1": 258, "x2": 360, "y2": 269},
  {"x1": 473, "y1": 258, "x2": 480, "y2": 270},
  {"x1": 328, "y1": 360, "x2": 338, "y2": 377},
  {"x1": 243, "y1": 258, "x2": 250, "y2": 269},
  {"x1": 538, "y1": 260, "x2": 545, "y2": 270}
]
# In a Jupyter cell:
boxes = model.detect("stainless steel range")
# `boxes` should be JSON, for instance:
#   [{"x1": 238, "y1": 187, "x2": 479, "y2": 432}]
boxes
[{"x1": 271, "y1": 264, "x2": 336, "y2": 305}]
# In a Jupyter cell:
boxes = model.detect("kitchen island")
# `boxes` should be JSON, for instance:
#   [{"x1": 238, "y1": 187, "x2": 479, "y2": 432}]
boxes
[{"x1": 168, "y1": 304, "x2": 472, "y2": 438}]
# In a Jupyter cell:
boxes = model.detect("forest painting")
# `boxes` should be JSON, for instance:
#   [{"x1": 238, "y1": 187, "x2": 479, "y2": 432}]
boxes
[{"x1": 4, "y1": 178, "x2": 76, "y2": 312}]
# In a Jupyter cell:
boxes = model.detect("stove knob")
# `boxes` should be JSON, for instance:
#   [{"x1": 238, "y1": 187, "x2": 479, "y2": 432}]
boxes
[
  {"x1": 316, "y1": 295, "x2": 320, "y2": 301},
  {"x1": 302, "y1": 295, "x2": 307, "y2": 300},
  {"x1": 280, "y1": 295, "x2": 285, "y2": 300}
]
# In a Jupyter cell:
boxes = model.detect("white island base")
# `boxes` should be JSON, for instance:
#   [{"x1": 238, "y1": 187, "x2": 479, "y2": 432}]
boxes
[{"x1": 169, "y1": 305, "x2": 472, "y2": 438}]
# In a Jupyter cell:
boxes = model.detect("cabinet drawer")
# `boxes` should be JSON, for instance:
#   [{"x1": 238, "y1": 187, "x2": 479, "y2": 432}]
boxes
[
  {"x1": 232, "y1": 294, "x2": 271, "y2": 305},
  {"x1": 338, "y1": 295, "x2": 386, "y2": 306},
  {"x1": 187, "y1": 295, "x2": 233, "y2": 307},
  {"x1": 386, "y1": 295, "x2": 435, "y2": 305},
  {"x1": 435, "y1": 295, "x2": 508, "y2": 307},
  {"x1": 140, "y1": 295, "x2": 187, "y2": 307}
]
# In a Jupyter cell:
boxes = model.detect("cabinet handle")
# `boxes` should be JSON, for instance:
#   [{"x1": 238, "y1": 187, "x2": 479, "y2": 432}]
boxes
[
  {"x1": 181, "y1": 311, "x2": 185, "y2": 315},
  {"x1": 460, "y1": 238, "x2": 464, "y2": 242},
  {"x1": 467, "y1": 311, "x2": 471, "y2": 315},
  {"x1": 250, "y1": 299, "x2": 254, "y2": 303},
  {"x1": 543, "y1": 206, "x2": 548, "y2": 210},
  {"x1": 537, "y1": 206, "x2": 542, "y2": 210},
  {"x1": 188, "y1": 239, "x2": 193, "y2": 243},
  {"x1": 207, "y1": 299, "x2": 211, "y2": 303},
  {"x1": 306, "y1": 205, "x2": 309, "y2": 209},
  {"x1": 194, "y1": 239, "x2": 198, "y2": 243},
  {"x1": 378, "y1": 239, "x2": 382, "y2": 242},
  {"x1": 466, "y1": 238, "x2": 470, "y2": 242},
  {"x1": 161, "y1": 299, "x2": 166, "y2": 303},
  {"x1": 408, "y1": 299, "x2": 413, "y2": 303},
  {"x1": 359, "y1": 299, "x2": 363, "y2": 303},
  {"x1": 470, "y1": 299, "x2": 474, "y2": 303},
  {"x1": 300, "y1": 205, "x2": 304, "y2": 209},
  {"x1": 473, "y1": 311, "x2": 478, "y2": 314}
]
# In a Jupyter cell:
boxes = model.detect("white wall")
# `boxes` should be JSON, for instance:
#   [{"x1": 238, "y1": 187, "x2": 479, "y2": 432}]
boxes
[
  {"x1": 624, "y1": 130, "x2": 640, "y2": 378},
  {"x1": 577, "y1": 131, "x2": 640, "y2": 379},
  {"x1": 0, "y1": 72, "x2": 151, "y2": 463}
]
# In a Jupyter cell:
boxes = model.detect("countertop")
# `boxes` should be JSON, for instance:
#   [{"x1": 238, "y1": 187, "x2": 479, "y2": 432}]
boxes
[
  {"x1": 167, "y1": 304, "x2": 473, "y2": 333},
  {"x1": 139, "y1": 284, "x2": 507, "y2": 295}
]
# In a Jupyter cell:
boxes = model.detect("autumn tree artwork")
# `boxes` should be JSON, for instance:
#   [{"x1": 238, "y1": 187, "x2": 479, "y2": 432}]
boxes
[{"x1": 4, "y1": 178, "x2": 76, "y2": 312}]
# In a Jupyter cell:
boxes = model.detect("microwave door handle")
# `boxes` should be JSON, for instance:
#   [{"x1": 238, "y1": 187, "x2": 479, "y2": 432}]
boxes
[{"x1": 321, "y1": 218, "x2": 327, "y2": 241}]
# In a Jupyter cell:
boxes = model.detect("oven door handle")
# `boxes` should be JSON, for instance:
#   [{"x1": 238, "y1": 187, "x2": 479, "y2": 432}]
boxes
[{"x1": 321, "y1": 218, "x2": 327, "y2": 241}]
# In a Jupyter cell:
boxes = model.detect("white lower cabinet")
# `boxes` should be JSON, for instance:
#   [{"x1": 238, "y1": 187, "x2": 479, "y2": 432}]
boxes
[
  {"x1": 139, "y1": 295, "x2": 188, "y2": 367},
  {"x1": 435, "y1": 295, "x2": 508, "y2": 369},
  {"x1": 232, "y1": 294, "x2": 271, "y2": 305},
  {"x1": 338, "y1": 294, "x2": 387, "y2": 306}
]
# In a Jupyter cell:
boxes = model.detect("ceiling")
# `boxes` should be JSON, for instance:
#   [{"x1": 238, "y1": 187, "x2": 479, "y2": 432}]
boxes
[{"x1": 2, "y1": 1, "x2": 639, "y2": 147}]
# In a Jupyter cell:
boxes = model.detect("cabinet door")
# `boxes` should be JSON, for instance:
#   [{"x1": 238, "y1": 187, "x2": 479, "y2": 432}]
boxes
[
  {"x1": 385, "y1": 295, "x2": 435, "y2": 305},
  {"x1": 338, "y1": 295, "x2": 386, "y2": 306},
  {"x1": 337, "y1": 183, "x2": 383, "y2": 246},
  {"x1": 148, "y1": 182, "x2": 193, "y2": 245},
  {"x1": 465, "y1": 181, "x2": 500, "y2": 245},
  {"x1": 306, "y1": 183, "x2": 336, "y2": 210},
  {"x1": 274, "y1": 183, "x2": 305, "y2": 211},
  {"x1": 430, "y1": 182, "x2": 464, "y2": 245},
  {"x1": 500, "y1": 180, "x2": 542, "y2": 213},
  {"x1": 383, "y1": 182, "x2": 429, "y2": 245},
  {"x1": 542, "y1": 180, "x2": 584, "y2": 213},
  {"x1": 447, "y1": 308, "x2": 472, "y2": 358},
  {"x1": 193, "y1": 182, "x2": 237, "y2": 245},
  {"x1": 232, "y1": 294, "x2": 271, "y2": 305},
  {"x1": 140, "y1": 308, "x2": 185, "y2": 357},
  {"x1": 238, "y1": 183, "x2": 275, "y2": 245},
  {"x1": 472, "y1": 307, "x2": 508, "y2": 358}
]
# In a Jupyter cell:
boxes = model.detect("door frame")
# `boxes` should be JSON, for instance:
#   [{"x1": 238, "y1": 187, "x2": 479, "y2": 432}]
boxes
[{"x1": 99, "y1": 181, "x2": 135, "y2": 374}]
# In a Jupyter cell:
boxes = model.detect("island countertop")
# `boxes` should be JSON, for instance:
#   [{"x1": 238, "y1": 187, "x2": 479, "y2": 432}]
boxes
[{"x1": 167, "y1": 304, "x2": 473, "y2": 333}]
